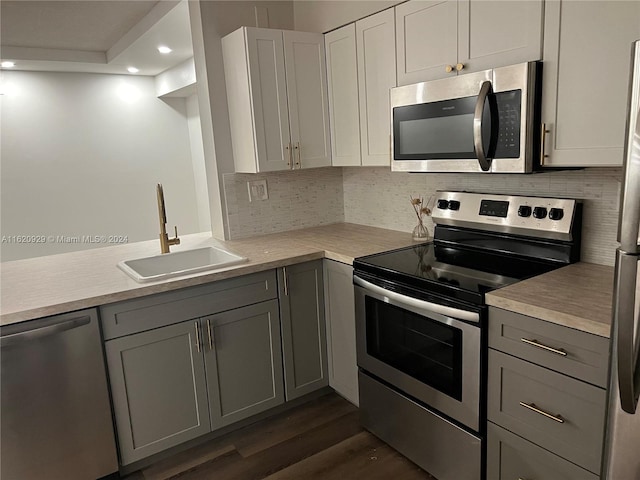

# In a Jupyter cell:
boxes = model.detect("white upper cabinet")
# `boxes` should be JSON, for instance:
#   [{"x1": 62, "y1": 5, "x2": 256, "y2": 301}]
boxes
[
  {"x1": 325, "y1": 13, "x2": 396, "y2": 168},
  {"x1": 222, "y1": 27, "x2": 331, "y2": 173},
  {"x1": 396, "y1": 0, "x2": 543, "y2": 85},
  {"x1": 396, "y1": 0, "x2": 458, "y2": 85},
  {"x1": 283, "y1": 31, "x2": 332, "y2": 170},
  {"x1": 356, "y1": 9, "x2": 396, "y2": 166},
  {"x1": 325, "y1": 24, "x2": 361, "y2": 167},
  {"x1": 540, "y1": 0, "x2": 640, "y2": 167}
]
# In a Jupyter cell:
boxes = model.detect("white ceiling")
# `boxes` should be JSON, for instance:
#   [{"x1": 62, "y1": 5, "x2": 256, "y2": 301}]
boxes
[{"x1": 0, "y1": 0, "x2": 194, "y2": 76}]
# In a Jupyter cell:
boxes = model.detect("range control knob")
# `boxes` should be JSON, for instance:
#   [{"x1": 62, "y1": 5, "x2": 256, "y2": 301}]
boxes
[
  {"x1": 533, "y1": 207, "x2": 548, "y2": 219},
  {"x1": 518, "y1": 205, "x2": 532, "y2": 217},
  {"x1": 448, "y1": 200, "x2": 461, "y2": 211},
  {"x1": 437, "y1": 199, "x2": 449, "y2": 210},
  {"x1": 549, "y1": 208, "x2": 564, "y2": 221}
]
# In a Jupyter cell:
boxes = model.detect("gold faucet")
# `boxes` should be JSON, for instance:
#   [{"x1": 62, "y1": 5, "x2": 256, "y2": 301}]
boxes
[{"x1": 156, "y1": 183, "x2": 180, "y2": 254}]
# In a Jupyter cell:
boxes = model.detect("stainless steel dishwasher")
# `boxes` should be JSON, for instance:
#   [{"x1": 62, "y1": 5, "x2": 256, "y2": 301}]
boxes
[{"x1": 1, "y1": 309, "x2": 118, "y2": 479}]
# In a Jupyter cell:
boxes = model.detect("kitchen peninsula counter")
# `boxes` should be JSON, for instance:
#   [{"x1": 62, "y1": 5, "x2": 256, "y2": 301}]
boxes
[
  {"x1": 486, "y1": 262, "x2": 615, "y2": 338},
  {"x1": 1, "y1": 223, "x2": 417, "y2": 326}
]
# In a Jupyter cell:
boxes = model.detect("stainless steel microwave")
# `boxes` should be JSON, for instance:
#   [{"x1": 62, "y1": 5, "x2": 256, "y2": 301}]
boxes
[{"x1": 391, "y1": 61, "x2": 541, "y2": 173}]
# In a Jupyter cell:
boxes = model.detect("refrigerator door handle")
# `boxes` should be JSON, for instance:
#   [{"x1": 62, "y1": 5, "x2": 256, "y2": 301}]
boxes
[
  {"x1": 613, "y1": 249, "x2": 640, "y2": 413},
  {"x1": 618, "y1": 99, "x2": 640, "y2": 253}
]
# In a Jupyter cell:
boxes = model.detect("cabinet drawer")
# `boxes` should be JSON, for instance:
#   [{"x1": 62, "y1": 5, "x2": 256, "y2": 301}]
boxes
[
  {"x1": 487, "y1": 422, "x2": 599, "y2": 480},
  {"x1": 488, "y1": 350, "x2": 606, "y2": 474},
  {"x1": 100, "y1": 270, "x2": 277, "y2": 340},
  {"x1": 489, "y1": 307, "x2": 609, "y2": 387}
]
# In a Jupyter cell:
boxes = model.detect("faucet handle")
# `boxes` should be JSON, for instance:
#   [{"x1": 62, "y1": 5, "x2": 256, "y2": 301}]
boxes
[{"x1": 170, "y1": 226, "x2": 181, "y2": 246}]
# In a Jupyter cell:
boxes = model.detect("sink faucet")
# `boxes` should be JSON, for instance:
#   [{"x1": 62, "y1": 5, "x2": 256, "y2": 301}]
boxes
[{"x1": 156, "y1": 183, "x2": 180, "y2": 254}]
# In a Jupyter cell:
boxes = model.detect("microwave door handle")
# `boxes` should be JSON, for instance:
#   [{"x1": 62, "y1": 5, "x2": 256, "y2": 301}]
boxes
[{"x1": 473, "y1": 80, "x2": 493, "y2": 172}]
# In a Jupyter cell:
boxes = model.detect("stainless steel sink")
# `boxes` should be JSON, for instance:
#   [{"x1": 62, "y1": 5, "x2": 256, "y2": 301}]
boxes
[{"x1": 118, "y1": 246, "x2": 247, "y2": 283}]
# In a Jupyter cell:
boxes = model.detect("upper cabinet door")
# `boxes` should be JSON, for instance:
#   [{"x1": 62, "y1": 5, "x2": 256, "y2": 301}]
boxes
[
  {"x1": 223, "y1": 27, "x2": 291, "y2": 173},
  {"x1": 395, "y1": 0, "x2": 542, "y2": 85},
  {"x1": 396, "y1": 0, "x2": 458, "y2": 85},
  {"x1": 325, "y1": 24, "x2": 362, "y2": 167},
  {"x1": 356, "y1": 9, "x2": 396, "y2": 166},
  {"x1": 458, "y1": 0, "x2": 543, "y2": 74},
  {"x1": 541, "y1": 0, "x2": 640, "y2": 167},
  {"x1": 283, "y1": 31, "x2": 332, "y2": 169},
  {"x1": 245, "y1": 28, "x2": 292, "y2": 172}
]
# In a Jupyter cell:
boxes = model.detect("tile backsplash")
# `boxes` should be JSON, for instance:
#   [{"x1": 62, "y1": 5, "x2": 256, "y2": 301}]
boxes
[
  {"x1": 223, "y1": 166, "x2": 623, "y2": 266},
  {"x1": 223, "y1": 168, "x2": 345, "y2": 239}
]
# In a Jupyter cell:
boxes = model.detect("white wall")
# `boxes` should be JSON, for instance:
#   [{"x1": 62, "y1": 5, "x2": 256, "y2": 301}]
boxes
[
  {"x1": 1, "y1": 71, "x2": 202, "y2": 261},
  {"x1": 293, "y1": 0, "x2": 402, "y2": 32},
  {"x1": 186, "y1": 94, "x2": 211, "y2": 232}
]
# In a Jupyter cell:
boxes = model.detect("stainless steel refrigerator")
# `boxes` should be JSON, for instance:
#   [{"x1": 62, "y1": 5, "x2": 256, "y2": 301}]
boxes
[{"x1": 603, "y1": 38, "x2": 640, "y2": 480}]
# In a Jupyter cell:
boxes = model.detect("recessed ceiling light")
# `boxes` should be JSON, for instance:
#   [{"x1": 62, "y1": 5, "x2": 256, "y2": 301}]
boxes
[
  {"x1": 157, "y1": 46, "x2": 172, "y2": 54},
  {"x1": 127, "y1": 66, "x2": 139, "y2": 74},
  {"x1": 1, "y1": 61, "x2": 16, "y2": 68}
]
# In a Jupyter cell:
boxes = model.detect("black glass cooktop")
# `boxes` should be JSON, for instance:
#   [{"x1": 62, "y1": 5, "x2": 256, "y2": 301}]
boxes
[{"x1": 354, "y1": 241, "x2": 565, "y2": 306}]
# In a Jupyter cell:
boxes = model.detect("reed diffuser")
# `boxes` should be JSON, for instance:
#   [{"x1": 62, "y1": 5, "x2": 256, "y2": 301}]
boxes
[{"x1": 410, "y1": 195, "x2": 433, "y2": 241}]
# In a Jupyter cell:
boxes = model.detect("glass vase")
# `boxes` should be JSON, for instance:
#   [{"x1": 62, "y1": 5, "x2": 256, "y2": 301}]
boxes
[{"x1": 412, "y1": 220, "x2": 430, "y2": 241}]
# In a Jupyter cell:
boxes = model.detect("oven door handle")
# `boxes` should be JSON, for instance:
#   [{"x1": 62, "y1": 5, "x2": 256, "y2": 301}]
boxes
[{"x1": 354, "y1": 275, "x2": 480, "y2": 323}]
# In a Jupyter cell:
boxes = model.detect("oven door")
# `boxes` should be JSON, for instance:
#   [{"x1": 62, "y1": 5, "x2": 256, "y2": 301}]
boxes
[{"x1": 354, "y1": 275, "x2": 481, "y2": 431}]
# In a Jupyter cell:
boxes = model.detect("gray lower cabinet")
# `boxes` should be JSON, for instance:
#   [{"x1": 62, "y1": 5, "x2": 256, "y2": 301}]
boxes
[
  {"x1": 488, "y1": 350, "x2": 606, "y2": 474},
  {"x1": 487, "y1": 306, "x2": 608, "y2": 478},
  {"x1": 105, "y1": 321, "x2": 210, "y2": 465},
  {"x1": 323, "y1": 259, "x2": 359, "y2": 405},
  {"x1": 203, "y1": 300, "x2": 285, "y2": 427},
  {"x1": 102, "y1": 271, "x2": 285, "y2": 466},
  {"x1": 278, "y1": 260, "x2": 328, "y2": 400},
  {"x1": 487, "y1": 423, "x2": 599, "y2": 480}
]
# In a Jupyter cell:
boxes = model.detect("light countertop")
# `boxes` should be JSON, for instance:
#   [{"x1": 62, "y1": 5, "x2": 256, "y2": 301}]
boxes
[
  {"x1": 1, "y1": 223, "x2": 417, "y2": 326},
  {"x1": 486, "y1": 262, "x2": 614, "y2": 338},
  {"x1": 2, "y1": 225, "x2": 616, "y2": 338}
]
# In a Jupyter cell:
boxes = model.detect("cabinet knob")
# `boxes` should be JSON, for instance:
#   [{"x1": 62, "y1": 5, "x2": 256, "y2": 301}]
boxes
[
  {"x1": 456, "y1": 63, "x2": 464, "y2": 71},
  {"x1": 445, "y1": 64, "x2": 454, "y2": 73}
]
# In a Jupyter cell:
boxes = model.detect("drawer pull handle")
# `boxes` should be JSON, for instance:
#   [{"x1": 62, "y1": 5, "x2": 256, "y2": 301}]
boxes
[
  {"x1": 283, "y1": 266, "x2": 289, "y2": 296},
  {"x1": 207, "y1": 319, "x2": 213, "y2": 350},
  {"x1": 194, "y1": 321, "x2": 201, "y2": 353},
  {"x1": 519, "y1": 402, "x2": 565, "y2": 423},
  {"x1": 521, "y1": 338, "x2": 567, "y2": 356}
]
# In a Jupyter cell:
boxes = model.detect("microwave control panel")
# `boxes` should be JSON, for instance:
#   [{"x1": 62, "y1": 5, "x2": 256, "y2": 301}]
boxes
[{"x1": 493, "y1": 90, "x2": 522, "y2": 159}]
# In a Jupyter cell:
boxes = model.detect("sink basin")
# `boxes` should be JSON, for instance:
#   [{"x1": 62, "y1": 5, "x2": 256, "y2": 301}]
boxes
[{"x1": 118, "y1": 246, "x2": 248, "y2": 283}]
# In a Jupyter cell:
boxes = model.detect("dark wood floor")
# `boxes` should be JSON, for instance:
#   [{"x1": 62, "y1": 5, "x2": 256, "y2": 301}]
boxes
[{"x1": 124, "y1": 393, "x2": 437, "y2": 480}]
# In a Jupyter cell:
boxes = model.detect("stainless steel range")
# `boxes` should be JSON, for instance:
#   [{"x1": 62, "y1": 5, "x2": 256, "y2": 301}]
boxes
[{"x1": 354, "y1": 191, "x2": 583, "y2": 480}]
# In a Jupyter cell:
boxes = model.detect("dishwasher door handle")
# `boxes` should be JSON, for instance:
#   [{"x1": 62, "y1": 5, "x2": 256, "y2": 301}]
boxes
[{"x1": 1, "y1": 316, "x2": 91, "y2": 347}]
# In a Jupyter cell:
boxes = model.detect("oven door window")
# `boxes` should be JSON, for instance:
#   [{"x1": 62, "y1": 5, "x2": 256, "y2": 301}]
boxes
[{"x1": 365, "y1": 296, "x2": 463, "y2": 401}]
